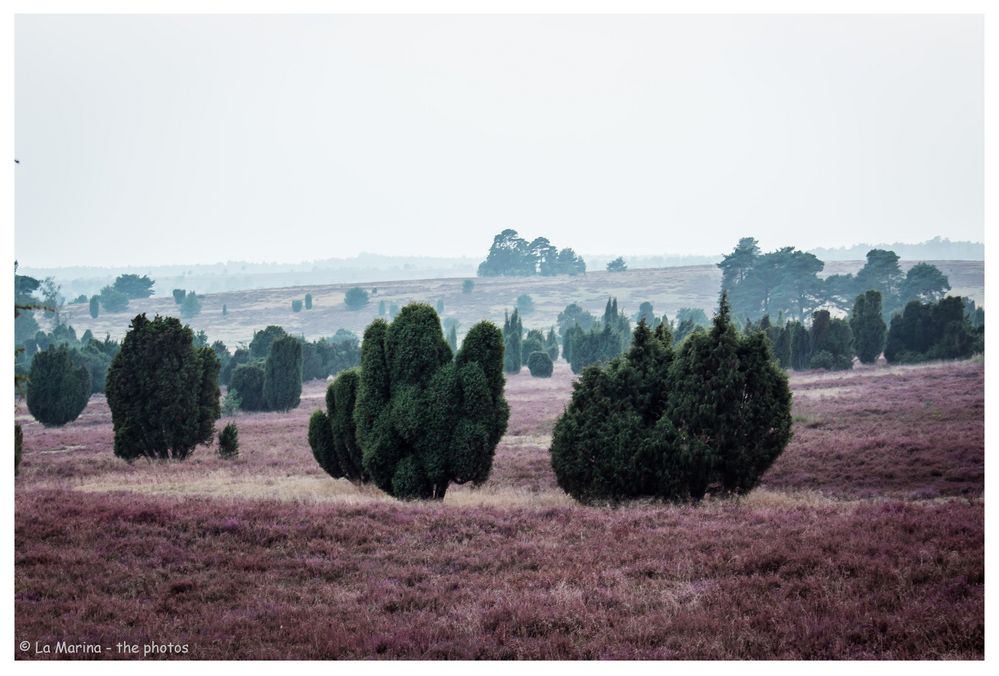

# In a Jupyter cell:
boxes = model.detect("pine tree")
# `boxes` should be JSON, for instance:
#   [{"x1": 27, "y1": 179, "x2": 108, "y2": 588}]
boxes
[
  {"x1": 503, "y1": 309, "x2": 523, "y2": 373},
  {"x1": 544, "y1": 327, "x2": 559, "y2": 361}
]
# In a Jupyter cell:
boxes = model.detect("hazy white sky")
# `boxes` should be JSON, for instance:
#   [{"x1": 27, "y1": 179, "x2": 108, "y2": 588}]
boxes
[{"x1": 15, "y1": 14, "x2": 983, "y2": 268}]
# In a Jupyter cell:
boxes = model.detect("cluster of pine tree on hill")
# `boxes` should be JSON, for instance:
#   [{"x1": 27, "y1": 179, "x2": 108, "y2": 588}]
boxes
[
  {"x1": 307, "y1": 304, "x2": 509, "y2": 500},
  {"x1": 562, "y1": 298, "x2": 632, "y2": 374},
  {"x1": 478, "y1": 229, "x2": 586, "y2": 277}
]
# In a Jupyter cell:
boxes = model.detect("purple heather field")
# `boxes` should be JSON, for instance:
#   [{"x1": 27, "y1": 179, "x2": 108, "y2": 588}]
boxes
[{"x1": 14, "y1": 358, "x2": 984, "y2": 659}]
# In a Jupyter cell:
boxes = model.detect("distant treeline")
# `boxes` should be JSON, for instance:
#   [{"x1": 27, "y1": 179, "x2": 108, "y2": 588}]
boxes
[{"x1": 809, "y1": 236, "x2": 983, "y2": 262}]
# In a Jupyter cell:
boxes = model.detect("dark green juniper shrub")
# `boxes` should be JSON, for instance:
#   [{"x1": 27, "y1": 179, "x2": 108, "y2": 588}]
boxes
[
  {"x1": 26, "y1": 345, "x2": 91, "y2": 427},
  {"x1": 346, "y1": 304, "x2": 508, "y2": 500},
  {"x1": 503, "y1": 309, "x2": 523, "y2": 373},
  {"x1": 521, "y1": 329, "x2": 546, "y2": 364},
  {"x1": 527, "y1": 351, "x2": 554, "y2": 377},
  {"x1": 230, "y1": 363, "x2": 266, "y2": 411},
  {"x1": 308, "y1": 369, "x2": 366, "y2": 482},
  {"x1": 850, "y1": 290, "x2": 887, "y2": 364},
  {"x1": 180, "y1": 291, "x2": 202, "y2": 318},
  {"x1": 263, "y1": 335, "x2": 302, "y2": 411},
  {"x1": 808, "y1": 310, "x2": 854, "y2": 370},
  {"x1": 550, "y1": 293, "x2": 792, "y2": 503},
  {"x1": 304, "y1": 293, "x2": 313, "y2": 310},
  {"x1": 105, "y1": 314, "x2": 220, "y2": 460},
  {"x1": 217, "y1": 422, "x2": 239, "y2": 459},
  {"x1": 345, "y1": 287, "x2": 370, "y2": 310},
  {"x1": 292, "y1": 299, "x2": 303, "y2": 313}
]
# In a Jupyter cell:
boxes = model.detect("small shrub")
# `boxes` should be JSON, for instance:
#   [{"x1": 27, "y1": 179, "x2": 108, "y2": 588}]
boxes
[
  {"x1": 99, "y1": 286, "x2": 129, "y2": 313},
  {"x1": 292, "y1": 299, "x2": 303, "y2": 313},
  {"x1": 26, "y1": 345, "x2": 91, "y2": 427},
  {"x1": 222, "y1": 303, "x2": 228, "y2": 317},
  {"x1": 172, "y1": 289, "x2": 186, "y2": 304},
  {"x1": 462, "y1": 279, "x2": 474, "y2": 294},
  {"x1": 606, "y1": 256, "x2": 627, "y2": 272},
  {"x1": 304, "y1": 293, "x2": 313, "y2": 310},
  {"x1": 345, "y1": 287, "x2": 370, "y2": 310},
  {"x1": 89, "y1": 295, "x2": 99, "y2": 319},
  {"x1": 180, "y1": 292, "x2": 202, "y2": 318},
  {"x1": 217, "y1": 422, "x2": 239, "y2": 459},
  {"x1": 516, "y1": 294, "x2": 535, "y2": 315},
  {"x1": 527, "y1": 351, "x2": 553, "y2": 377}
]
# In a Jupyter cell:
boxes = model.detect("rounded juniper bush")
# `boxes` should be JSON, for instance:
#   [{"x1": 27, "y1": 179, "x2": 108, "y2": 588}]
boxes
[
  {"x1": 105, "y1": 314, "x2": 220, "y2": 460},
  {"x1": 551, "y1": 294, "x2": 792, "y2": 503},
  {"x1": 26, "y1": 345, "x2": 91, "y2": 427},
  {"x1": 527, "y1": 351, "x2": 553, "y2": 377},
  {"x1": 230, "y1": 362, "x2": 266, "y2": 411}
]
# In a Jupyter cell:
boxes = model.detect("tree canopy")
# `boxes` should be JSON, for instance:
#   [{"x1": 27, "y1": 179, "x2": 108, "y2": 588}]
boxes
[{"x1": 477, "y1": 229, "x2": 586, "y2": 277}]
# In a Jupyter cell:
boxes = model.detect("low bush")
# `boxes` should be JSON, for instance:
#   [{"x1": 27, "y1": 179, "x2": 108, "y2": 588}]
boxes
[
  {"x1": 26, "y1": 346, "x2": 91, "y2": 427},
  {"x1": 527, "y1": 351, "x2": 553, "y2": 377}
]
